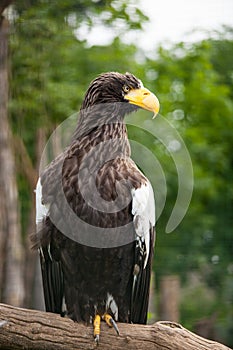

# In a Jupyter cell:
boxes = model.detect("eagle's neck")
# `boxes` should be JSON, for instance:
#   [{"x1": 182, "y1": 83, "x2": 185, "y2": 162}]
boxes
[
  {"x1": 72, "y1": 108, "x2": 130, "y2": 157},
  {"x1": 83, "y1": 122, "x2": 131, "y2": 158}
]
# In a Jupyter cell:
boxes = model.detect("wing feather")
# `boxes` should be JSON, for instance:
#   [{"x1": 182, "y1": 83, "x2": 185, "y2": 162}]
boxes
[
  {"x1": 35, "y1": 178, "x2": 64, "y2": 315},
  {"x1": 39, "y1": 247, "x2": 64, "y2": 314},
  {"x1": 130, "y1": 181, "x2": 155, "y2": 324}
]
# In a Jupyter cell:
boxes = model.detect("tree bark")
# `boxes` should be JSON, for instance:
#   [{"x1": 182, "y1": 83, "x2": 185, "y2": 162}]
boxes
[
  {"x1": 0, "y1": 7, "x2": 24, "y2": 306},
  {"x1": 0, "y1": 303, "x2": 231, "y2": 350}
]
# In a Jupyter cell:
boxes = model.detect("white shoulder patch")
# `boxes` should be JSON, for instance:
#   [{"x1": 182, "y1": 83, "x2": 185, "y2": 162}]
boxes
[
  {"x1": 131, "y1": 181, "x2": 155, "y2": 268},
  {"x1": 131, "y1": 183, "x2": 149, "y2": 216},
  {"x1": 35, "y1": 178, "x2": 49, "y2": 224}
]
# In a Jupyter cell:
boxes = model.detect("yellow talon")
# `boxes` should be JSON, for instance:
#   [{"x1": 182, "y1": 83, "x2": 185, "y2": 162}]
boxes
[
  {"x1": 103, "y1": 313, "x2": 112, "y2": 327},
  {"x1": 94, "y1": 314, "x2": 101, "y2": 343},
  {"x1": 93, "y1": 313, "x2": 119, "y2": 343},
  {"x1": 103, "y1": 313, "x2": 119, "y2": 335}
]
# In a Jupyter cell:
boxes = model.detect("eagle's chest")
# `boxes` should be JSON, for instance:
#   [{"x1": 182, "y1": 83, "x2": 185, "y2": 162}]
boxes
[
  {"x1": 62, "y1": 241, "x2": 134, "y2": 287},
  {"x1": 61, "y1": 152, "x2": 141, "y2": 230}
]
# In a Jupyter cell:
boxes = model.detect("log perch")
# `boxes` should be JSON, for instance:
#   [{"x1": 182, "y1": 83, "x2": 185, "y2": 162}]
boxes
[{"x1": 0, "y1": 303, "x2": 231, "y2": 350}]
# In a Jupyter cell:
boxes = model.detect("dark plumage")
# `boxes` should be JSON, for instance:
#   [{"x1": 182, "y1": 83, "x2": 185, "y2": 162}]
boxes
[{"x1": 33, "y1": 72, "x2": 159, "y2": 337}]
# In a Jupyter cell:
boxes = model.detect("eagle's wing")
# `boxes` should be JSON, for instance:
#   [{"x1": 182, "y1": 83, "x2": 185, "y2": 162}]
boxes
[
  {"x1": 130, "y1": 181, "x2": 156, "y2": 324},
  {"x1": 35, "y1": 179, "x2": 64, "y2": 314}
]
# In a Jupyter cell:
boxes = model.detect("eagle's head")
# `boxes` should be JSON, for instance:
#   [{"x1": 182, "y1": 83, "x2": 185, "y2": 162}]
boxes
[{"x1": 80, "y1": 72, "x2": 160, "y2": 117}]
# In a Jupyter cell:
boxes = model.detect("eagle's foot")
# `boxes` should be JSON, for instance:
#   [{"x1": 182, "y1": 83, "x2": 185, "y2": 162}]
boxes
[
  {"x1": 93, "y1": 313, "x2": 119, "y2": 343},
  {"x1": 102, "y1": 313, "x2": 119, "y2": 335},
  {"x1": 94, "y1": 314, "x2": 101, "y2": 344}
]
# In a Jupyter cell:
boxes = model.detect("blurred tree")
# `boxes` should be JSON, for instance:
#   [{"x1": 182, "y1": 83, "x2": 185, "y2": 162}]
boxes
[{"x1": 0, "y1": 0, "x2": 24, "y2": 307}]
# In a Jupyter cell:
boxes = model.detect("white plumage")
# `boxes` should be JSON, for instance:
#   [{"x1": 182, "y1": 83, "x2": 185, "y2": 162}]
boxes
[
  {"x1": 131, "y1": 181, "x2": 155, "y2": 268},
  {"x1": 35, "y1": 178, "x2": 49, "y2": 224}
]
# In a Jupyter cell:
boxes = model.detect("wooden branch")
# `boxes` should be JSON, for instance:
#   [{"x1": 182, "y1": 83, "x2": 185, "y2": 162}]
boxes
[{"x1": 0, "y1": 303, "x2": 231, "y2": 350}]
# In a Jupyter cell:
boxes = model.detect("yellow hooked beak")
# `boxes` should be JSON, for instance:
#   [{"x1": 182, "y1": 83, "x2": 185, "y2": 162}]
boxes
[{"x1": 124, "y1": 87, "x2": 160, "y2": 117}]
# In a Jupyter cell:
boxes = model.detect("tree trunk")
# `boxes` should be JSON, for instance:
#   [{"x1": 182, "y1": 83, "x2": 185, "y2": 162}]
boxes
[
  {"x1": 13, "y1": 129, "x2": 47, "y2": 310},
  {"x1": 160, "y1": 275, "x2": 180, "y2": 322},
  {"x1": 0, "y1": 6, "x2": 24, "y2": 306},
  {"x1": 0, "y1": 303, "x2": 231, "y2": 350}
]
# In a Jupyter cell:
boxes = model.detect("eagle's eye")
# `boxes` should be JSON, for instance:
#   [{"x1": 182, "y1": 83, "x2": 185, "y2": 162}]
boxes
[{"x1": 123, "y1": 85, "x2": 130, "y2": 93}]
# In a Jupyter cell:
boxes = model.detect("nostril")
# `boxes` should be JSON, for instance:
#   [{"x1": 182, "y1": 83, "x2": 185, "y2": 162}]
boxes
[{"x1": 143, "y1": 92, "x2": 150, "y2": 96}]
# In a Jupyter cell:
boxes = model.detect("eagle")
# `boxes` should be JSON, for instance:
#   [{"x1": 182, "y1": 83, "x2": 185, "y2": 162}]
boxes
[{"x1": 33, "y1": 72, "x2": 160, "y2": 342}]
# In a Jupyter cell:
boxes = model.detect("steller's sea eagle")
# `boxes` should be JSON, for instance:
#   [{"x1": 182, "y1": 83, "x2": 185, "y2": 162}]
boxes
[{"x1": 33, "y1": 72, "x2": 160, "y2": 342}]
